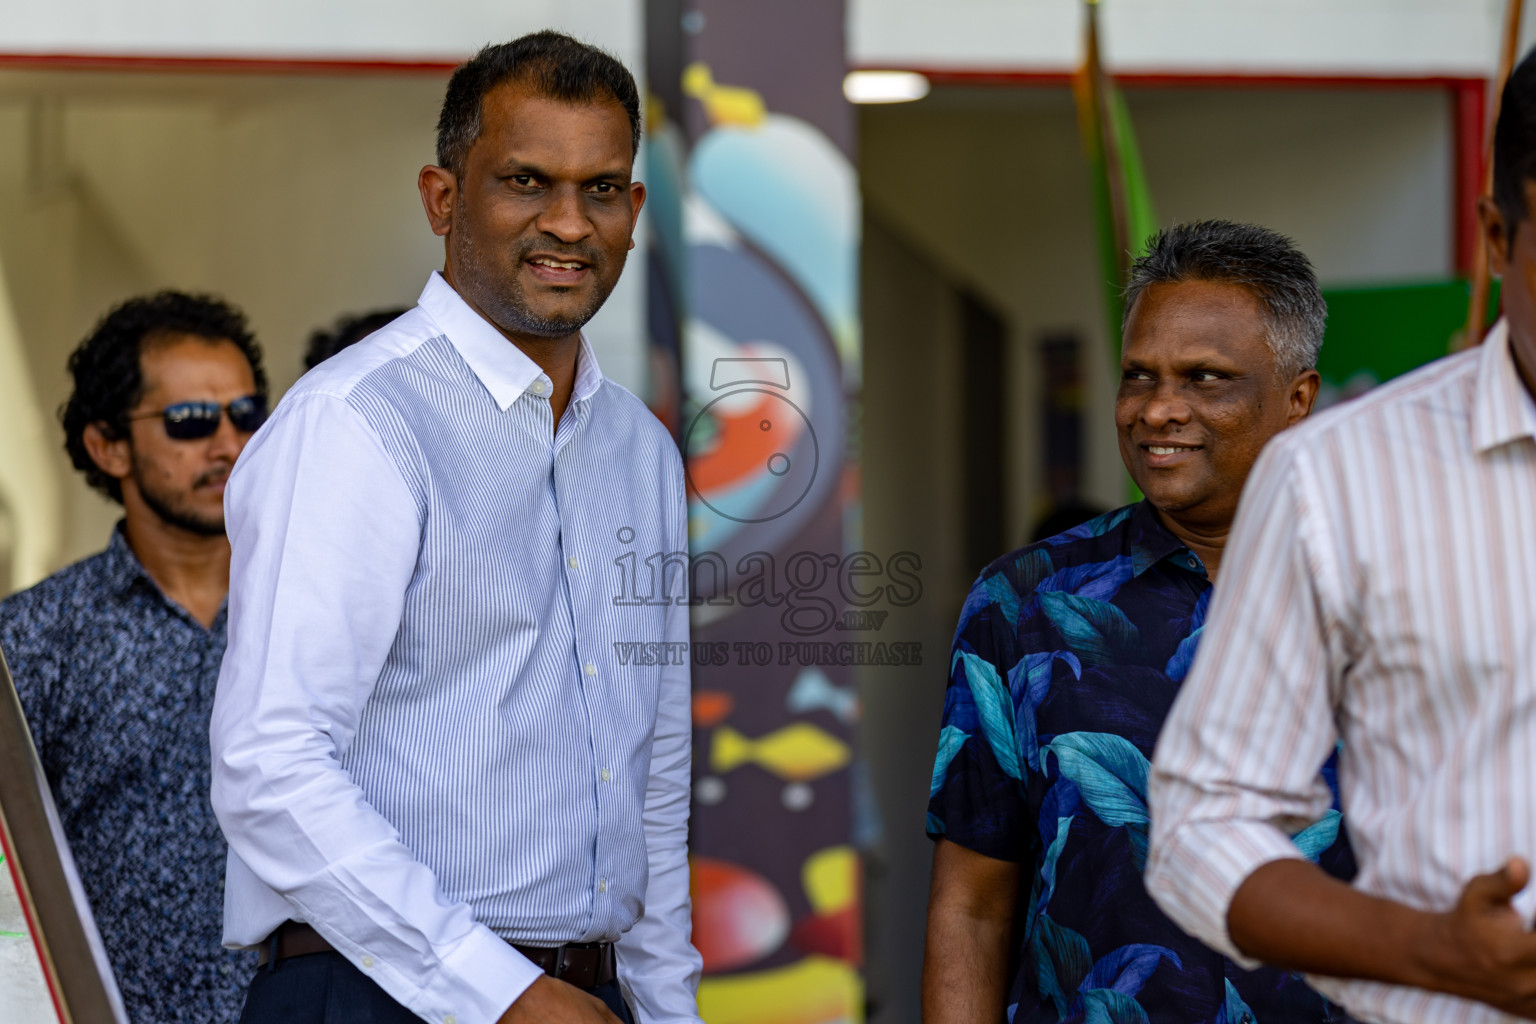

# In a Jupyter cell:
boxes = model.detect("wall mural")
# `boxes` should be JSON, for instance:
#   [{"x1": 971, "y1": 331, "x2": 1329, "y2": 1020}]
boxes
[{"x1": 645, "y1": 1, "x2": 863, "y2": 1018}]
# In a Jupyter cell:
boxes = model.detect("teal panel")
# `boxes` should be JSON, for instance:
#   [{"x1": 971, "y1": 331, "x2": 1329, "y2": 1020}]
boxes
[{"x1": 1318, "y1": 278, "x2": 1499, "y2": 388}]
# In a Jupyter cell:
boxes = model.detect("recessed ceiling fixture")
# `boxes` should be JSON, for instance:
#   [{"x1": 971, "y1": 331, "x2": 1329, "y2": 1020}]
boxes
[{"x1": 843, "y1": 70, "x2": 931, "y2": 104}]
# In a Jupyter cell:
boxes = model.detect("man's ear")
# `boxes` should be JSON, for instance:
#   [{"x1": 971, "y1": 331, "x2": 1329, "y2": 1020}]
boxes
[
  {"x1": 418, "y1": 165, "x2": 457, "y2": 238},
  {"x1": 1480, "y1": 195, "x2": 1513, "y2": 278},
  {"x1": 82, "y1": 422, "x2": 132, "y2": 482},
  {"x1": 627, "y1": 181, "x2": 647, "y2": 250},
  {"x1": 1288, "y1": 369, "x2": 1322, "y2": 424}
]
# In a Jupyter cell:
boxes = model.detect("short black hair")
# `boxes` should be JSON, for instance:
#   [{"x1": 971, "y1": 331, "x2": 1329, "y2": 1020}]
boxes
[
  {"x1": 1123, "y1": 220, "x2": 1327, "y2": 379},
  {"x1": 304, "y1": 308, "x2": 408, "y2": 370},
  {"x1": 61, "y1": 292, "x2": 267, "y2": 504},
  {"x1": 1495, "y1": 47, "x2": 1536, "y2": 235},
  {"x1": 435, "y1": 30, "x2": 641, "y2": 178}
]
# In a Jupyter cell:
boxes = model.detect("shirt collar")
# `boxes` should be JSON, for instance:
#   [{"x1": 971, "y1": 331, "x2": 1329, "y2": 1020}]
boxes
[
  {"x1": 570, "y1": 332, "x2": 605, "y2": 405},
  {"x1": 1472, "y1": 319, "x2": 1536, "y2": 453},
  {"x1": 415, "y1": 270, "x2": 605, "y2": 412},
  {"x1": 103, "y1": 521, "x2": 153, "y2": 597},
  {"x1": 1127, "y1": 499, "x2": 1206, "y2": 578},
  {"x1": 102, "y1": 522, "x2": 227, "y2": 628}
]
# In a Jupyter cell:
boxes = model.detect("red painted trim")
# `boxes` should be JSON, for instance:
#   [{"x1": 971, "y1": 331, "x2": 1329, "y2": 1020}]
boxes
[
  {"x1": 1454, "y1": 78, "x2": 1488, "y2": 275},
  {"x1": 0, "y1": 52, "x2": 459, "y2": 75},
  {"x1": 857, "y1": 65, "x2": 1487, "y2": 91}
]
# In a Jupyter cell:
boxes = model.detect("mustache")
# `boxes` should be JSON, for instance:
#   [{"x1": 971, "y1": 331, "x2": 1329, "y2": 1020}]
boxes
[{"x1": 195, "y1": 465, "x2": 231, "y2": 489}]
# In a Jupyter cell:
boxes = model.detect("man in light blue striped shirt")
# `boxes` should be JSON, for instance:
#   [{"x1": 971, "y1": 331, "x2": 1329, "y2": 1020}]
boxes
[{"x1": 211, "y1": 32, "x2": 700, "y2": 1024}]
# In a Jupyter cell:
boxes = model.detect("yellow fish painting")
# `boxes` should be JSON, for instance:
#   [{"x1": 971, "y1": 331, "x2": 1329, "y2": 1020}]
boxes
[
  {"x1": 683, "y1": 62, "x2": 767, "y2": 128},
  {"x1": 711, "y1": 723, "x2": 850, "y2": 782}
]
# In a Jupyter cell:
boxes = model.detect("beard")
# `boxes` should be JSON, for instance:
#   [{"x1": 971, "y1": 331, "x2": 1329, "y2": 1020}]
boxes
[
  {"x1": 133, "y1": 458, "x2": 227, "y2": 537},
  {"x1": 449, "y1": 200, "x2": 624, "y2": 339}
]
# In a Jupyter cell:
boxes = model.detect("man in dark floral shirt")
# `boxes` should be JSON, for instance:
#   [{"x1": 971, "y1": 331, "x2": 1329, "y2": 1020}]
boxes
[
  {"x1": 923, "y1": 221, "x2": 1356, "y2": 1024},
  {"x1": 0, "y1": 293, "x2": 267, "y2": 1022}
]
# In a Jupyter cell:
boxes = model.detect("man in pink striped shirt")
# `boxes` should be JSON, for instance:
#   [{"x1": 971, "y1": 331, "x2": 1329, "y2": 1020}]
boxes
[{"x1": 1148, "y1": 49, "x2": 1536, "y2": 1024}]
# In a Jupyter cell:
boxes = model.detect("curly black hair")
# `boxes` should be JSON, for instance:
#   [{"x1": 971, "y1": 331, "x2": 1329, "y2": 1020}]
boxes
[
  {"x1": 304, "y1": 308, "x2": 408, "y2": 370},
  {"x1": 61, "y1": 291, "x2": 267, "y2": 504}
]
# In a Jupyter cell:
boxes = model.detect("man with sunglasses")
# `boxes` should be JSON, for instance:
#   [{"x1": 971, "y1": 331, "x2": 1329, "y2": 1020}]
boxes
[{"x1": 0, "y1": 291, "x2": 268, "y2": 1023}]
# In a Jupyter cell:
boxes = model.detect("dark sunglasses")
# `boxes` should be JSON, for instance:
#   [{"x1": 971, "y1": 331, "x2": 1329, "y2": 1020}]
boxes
[{"x1": 128, "y1": 395, "x2": 268, "y2": 440}]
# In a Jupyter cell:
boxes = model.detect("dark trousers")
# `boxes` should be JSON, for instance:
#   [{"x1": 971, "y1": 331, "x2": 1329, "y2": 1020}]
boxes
[{"x1": 238, "y1": 951, "x2": 634, "y2": 1024}]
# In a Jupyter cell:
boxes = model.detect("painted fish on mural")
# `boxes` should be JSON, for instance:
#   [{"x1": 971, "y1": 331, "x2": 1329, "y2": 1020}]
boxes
[
  {"x1": 692, "y1": 689, "x2": 735, "y2": 727},
  {"x1": 786, "y1": 668, "x2": 859, "y2": 724},
  {"x1": 711, "y1": 723, "x2": 851, "y2": 782},
  {"x1": 690, "y1": 856, "x2": 791, "y2": 972}
]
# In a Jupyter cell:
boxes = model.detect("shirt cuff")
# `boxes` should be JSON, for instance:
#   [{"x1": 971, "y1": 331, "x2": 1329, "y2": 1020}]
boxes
[
  {"x1": 404, "y1": 925, "x2": 543, "y2": 1024},
  {"x1": 1145, "y1": 819, "x2": 1306, "y2": 969}
]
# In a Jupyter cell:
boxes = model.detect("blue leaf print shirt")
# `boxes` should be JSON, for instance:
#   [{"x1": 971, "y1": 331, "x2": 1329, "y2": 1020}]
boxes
[{"x1": 927, "y1": 502, "x2": 1356, "y2": 1024}]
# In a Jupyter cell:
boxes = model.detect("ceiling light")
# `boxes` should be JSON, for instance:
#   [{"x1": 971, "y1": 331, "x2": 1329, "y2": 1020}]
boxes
[{"x1": 843, "y1": 70, "x2": 930, "y2": 105}]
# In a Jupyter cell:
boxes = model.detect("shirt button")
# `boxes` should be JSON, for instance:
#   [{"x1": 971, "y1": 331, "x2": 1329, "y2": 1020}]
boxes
[
  {"x1": 361, "y1": 955, "x2": 374, "y2": 968},
  {"x1": 600, "y1": 768, "x2": 611, "y2": 782},
  {"x1": 445, "y1": 1016, "x2": 458, "y2": 1024},
  {"x1": 530, "y1": 380, "x2": 547, "y2": 395},
  {"x1": 568, "y1": 555, "x2": 578, "y2": 569},
  {"x1": 584, "y1": 662, "x2": 597, "y2": 677},
  {"x1": 598, "y1": 877, "x2": 608, "y2": 893}
]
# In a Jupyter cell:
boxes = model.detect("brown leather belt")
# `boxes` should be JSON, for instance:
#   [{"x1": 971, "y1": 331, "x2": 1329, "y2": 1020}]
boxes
[{"x1": 256, "y1": 921, "x2": 617, "y2": 989}]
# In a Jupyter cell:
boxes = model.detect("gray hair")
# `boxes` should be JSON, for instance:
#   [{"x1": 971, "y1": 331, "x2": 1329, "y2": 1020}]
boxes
[{"x1": 1123, "y1": 220, "x2": 1326, "y2": 379}]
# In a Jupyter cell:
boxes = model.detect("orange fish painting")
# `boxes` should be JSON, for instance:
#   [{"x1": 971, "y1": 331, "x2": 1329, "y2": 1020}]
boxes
[{"x1": 692, "y1": 690, "x2": 735, "y2": 728}]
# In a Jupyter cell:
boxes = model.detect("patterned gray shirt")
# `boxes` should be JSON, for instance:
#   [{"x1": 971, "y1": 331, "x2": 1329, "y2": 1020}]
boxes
[{"x1": 0, "y1": 526, "x2": 250, "y2": 1023}]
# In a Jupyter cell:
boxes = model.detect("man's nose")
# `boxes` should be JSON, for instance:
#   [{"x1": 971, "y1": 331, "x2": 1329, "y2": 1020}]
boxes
[
  {"x1": 207, "y1": 412, "x2": 248, "y2": 461},
  {"x1": 536, "y1": 186, "x2": 595, "y2": 244},
  {"x1": 1141, "y1": 381, "x2": 1192, "y2": 429}
]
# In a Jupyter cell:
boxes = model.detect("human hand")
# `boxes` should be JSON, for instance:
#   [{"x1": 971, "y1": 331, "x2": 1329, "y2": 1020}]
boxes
[
  {"x1": 496, "y1": 975, "x2": 623, "y2": 1024},
  {"x1": 1419, "y1": 858, "x2": 1536, "y2": 1017}
]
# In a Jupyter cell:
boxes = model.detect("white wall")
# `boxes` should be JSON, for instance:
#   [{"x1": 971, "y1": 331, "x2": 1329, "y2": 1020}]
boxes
[
  {"x1": 0, "y1": 1, "x2": 638, "y2": 63},
  {"x1": 0, "y1": 72, "x2": 438, "y2": 571},
  {"x1": 0, "y1": 38, "x2": 661, "y2": 581},
  {"x1": 859, "y1": 213, "x2": 972, "y2": 1024},
  {"x1": 4, "y1": 0, "x2": 1524, "y2": 81},
  {"x1": 861, "y1": 83, "x2": 1453, "y2": 534},
  {"x1": 0, "y1": 4, "x2": 649, "y2": 585},
  {"x1": 851, "y1": 0, "x2": 1519, "y2": 77},
  {"x1": 0, "y1": 63, "x2": 649, "y2": 577}
]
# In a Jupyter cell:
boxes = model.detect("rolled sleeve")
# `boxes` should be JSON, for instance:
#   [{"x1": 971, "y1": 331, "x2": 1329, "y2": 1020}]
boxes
[
  {"x1": 1146, "y1": 436, "x2": 1343, "y2": 966},
  {"x1": 212, "y1": 393, "x2": 538, "y2": 1024}
]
